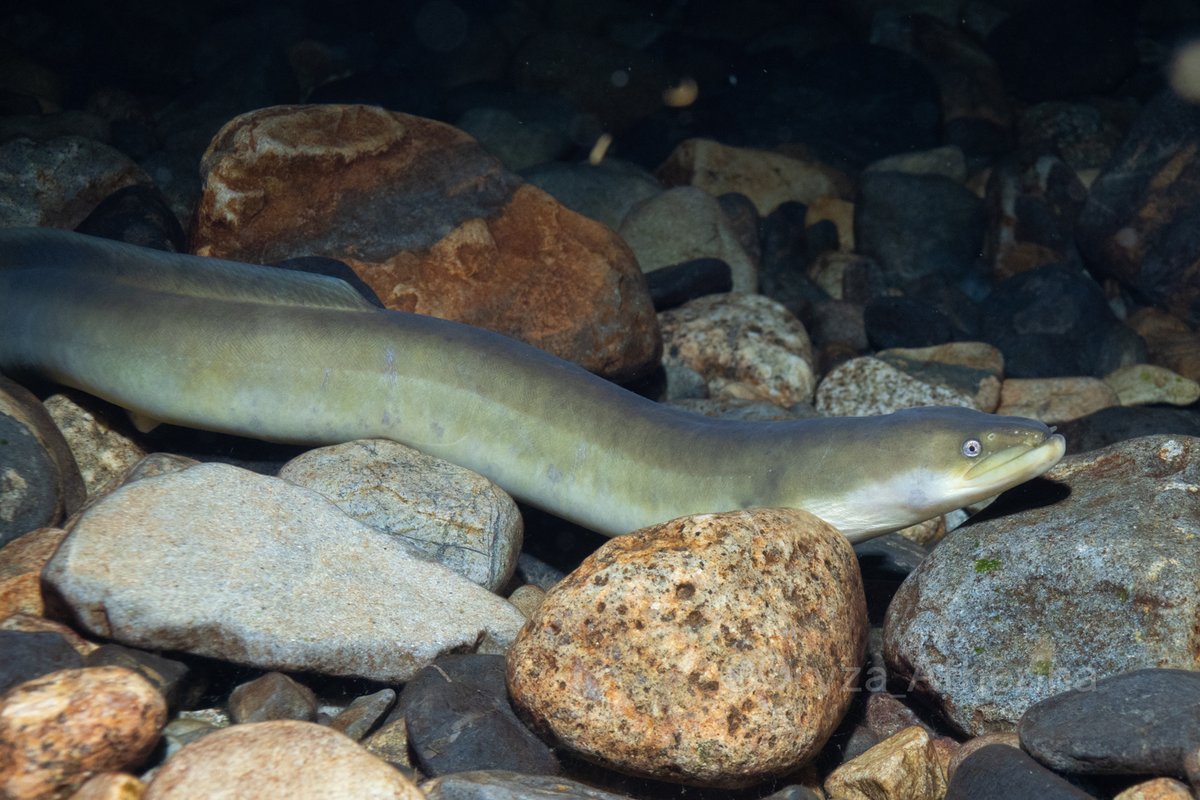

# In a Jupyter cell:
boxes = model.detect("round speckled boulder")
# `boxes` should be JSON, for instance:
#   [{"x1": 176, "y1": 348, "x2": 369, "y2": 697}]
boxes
[{"x1": 506, "y1": 508, "x2": 867, "y2": 788}]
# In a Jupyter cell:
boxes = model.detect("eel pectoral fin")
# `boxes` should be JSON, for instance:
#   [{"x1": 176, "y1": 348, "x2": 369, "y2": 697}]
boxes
[{"x1": 128, "y1": 409, "x2": 162, "y2": 433}]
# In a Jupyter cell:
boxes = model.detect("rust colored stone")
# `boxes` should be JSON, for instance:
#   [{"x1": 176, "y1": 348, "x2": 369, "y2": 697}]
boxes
[
  {"x1": 0, "y1": 667, "x2": 166, "y2": 800},
  {"x1": 507, "y1": 508, "x2": 867, "y2": 788},
  {"x1": 192, "y1": 104, "x2": 658, "y2": 382}
]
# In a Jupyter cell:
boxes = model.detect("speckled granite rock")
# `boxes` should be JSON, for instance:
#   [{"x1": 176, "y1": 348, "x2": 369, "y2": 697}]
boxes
[
  {"x1": 190, "y1": 104, "x2": 659, "y2": 382},
  {"x1": 280, "y1": 439, "x2": 521, "y2": 590},
  {"x1": 658, "y1": 293, "x2": 815, "y2": 406},
  {"x1": 816, "y1": 356, "x2": 977, "y2": 417},
  {"x1": 507, "y1": 508, "x2": 866, "y2": 788},
  {"x1": 1113, "y1": 778, "x2": 1194, "y2": 800},
  {"x1": 41, "y1": 392, "x2": 146, "y2": 499},
  {"x1": 143, "y1": 721, "x2": 422, "y2": 800},
  {"x1": 42, "y1": 463, "x2": 526, "y2": 683},
  {"x1": 0, "y1": 136, "x2": 151, "y2": 229},
  {"x1": 885, "y1": 436, "x2": 1200, "y2": 736},
  {"x1": 0, "y1": 667, "x2": 165, "y2": 800}
]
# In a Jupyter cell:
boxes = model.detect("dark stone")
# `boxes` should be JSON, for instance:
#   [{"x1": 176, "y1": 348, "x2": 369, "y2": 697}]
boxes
[
  {"x1": 398, "y1": 653, "x2": 560, "y2": 777},
  {"x1": 1056, "y1": 405, "x2": 1200, "y2": 455},
  {"x1": 906, "y1": 276, "x2": 981, "y2": 339},
  {"x1": 273, "y1": 256, "x2": 384, "y2": 308},
  {"x1": 0, "y1": 631, "x2": 83, "y2": 694},
  {"x1": 74, "y1": 184, "x2": 186, "y2": 252},
  {"x1": 978, "y1": 263, "x2": 1135, "y2": 378},
  {"x1": 227, "y1": 671, "x2": 317, "y2": 723},
  {"x1": 421, "y1": 770, "x2": 631, "y2": 800},
  {"x1": 0, "y1": 375, "x2": 85, "y2": 544},
  {"x1": 870, "y1": 14, "x2": 1014, "y2": 162},
  {"x1": 984, "y1": 0, "x2": 1138, "y2": 102},
  {"x1": 760, "y1": 201, "x2": 826, "y2": 316},
  {"x1": 1078, "y1": 91, "x2": 1200, "y2": 327},
  {"x1": 946, "y1": 744, "x2": 1098, "y2": 799},
  {"x1": 1016, "y1": 103, "x2": 1122, "y2": 173},
  {"x1": 863, "y1": 296, "x2": 954, "y2": 350},
  {"x1": 83, "y1": 643, "x2": 195, "y2": 711},
  {"x1": 716, "y1": 192, "x2": 762, "y2": 266},
  {"x1": 329, "y1": 688, "x2": 396, "y2": 742},
  {"x1": 710, "y1": 44, "x2": 941, "y2": 169},
  {"x1": 1019, "y1": 668, "x2": 1200, "y2": 777},
  {"x1": 855, "y1": 533, "x2": 928, "y2": 625},
  {"x1": 644, "y1": 258, "x2": 732, "y2": 311},
  {"x1": 855, "y1": 172, "x2": 987, "y2": 287},
  {"x1": 984, "y1": 155, "x2": 1089, "y2": 280}
]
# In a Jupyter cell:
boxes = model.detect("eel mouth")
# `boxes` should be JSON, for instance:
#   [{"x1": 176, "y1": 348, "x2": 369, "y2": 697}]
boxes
[{"x1": 963, "y1": 433, "x2": 1067, "y2": 488}]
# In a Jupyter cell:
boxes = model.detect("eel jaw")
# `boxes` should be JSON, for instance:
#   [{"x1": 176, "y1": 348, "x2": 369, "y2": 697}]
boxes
[{"x1": 961, "y1": 432, "x2": 1067, "y2": 493}]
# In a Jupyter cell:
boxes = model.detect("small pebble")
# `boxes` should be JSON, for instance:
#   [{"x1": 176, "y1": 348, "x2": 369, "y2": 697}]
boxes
[
  {"x1": 228, "y1": 672, "x2": 318, "y2": 724},
  {"x1": 823, "y1": 726, "x2": 949, "y2": 800},
  {"x1": 142, "y1": 720, "x2": 422, "y2": 799}
]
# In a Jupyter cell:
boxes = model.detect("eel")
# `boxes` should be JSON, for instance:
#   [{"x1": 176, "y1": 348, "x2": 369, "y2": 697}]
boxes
[{"x1": 0, "y1": 227, "x2": 1066, "y2": 542}]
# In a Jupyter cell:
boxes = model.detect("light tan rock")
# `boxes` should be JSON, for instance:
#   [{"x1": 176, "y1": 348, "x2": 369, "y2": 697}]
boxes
[
  {"x1": 659, "y1": 293, "x2": 815, "y2": 406},
  {"x1": 996, "y1": 377, "x2": 1119, "y2": 424},
  {"x1": 0, "y1": 667, "x2": 165, "y2": 800},
  {"x1": 620, "y1": 186, "x2": 759, "y2": 292},
  {"x1": 67, "y1": 772, "x2": 145, "y2": 800},
  {"x1": 191, "y1": 104, "x2": 659, "y2": 382},
  {"x1": 280, "y1": 439, "x2": 521, "y2": 590},
  {"x1": 1126, "y1": 307, "x2": 1200, "y2": 382},
  {"x1": 508, "y1": 508, "x2": 867, "y2": 788},
  {"x1": 506, "y1": 584, "x2": 546, "y2": 618},
  {"x1": 824, "y1": 725, "x2": 948, "y2": 800},
  {"x1": 805, "y1": 196, "x2": 856, "y2": 251},
  {"x1": 656, "y1": 138, "x2": 852, "y2": 215},
  {"x1": 42, "y1": 463, "x2": 527, "y2": 683},
  {"x1": 1113, "y1": 777, "x2": 1194, "y2": 800},
  {"x1": 1104, "y1": 364, "x2": 1200, "y2": 407},
  {"x1": 816, "y1": 357, "x2": 977, "y2": 417},
  {"x1": 881, "y1": 342, "x2": 1005, "y2": 378},
  {"x1": 143, "y1": 721, "x2": 422, "y2": 799},
  {"x1": 42, "y1": 393, "x2": 146, "y2": 500}
]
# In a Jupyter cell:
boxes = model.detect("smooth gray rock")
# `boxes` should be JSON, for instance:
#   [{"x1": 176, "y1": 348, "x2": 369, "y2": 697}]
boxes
[
  {"x1": 279, "y1": 439, "x2": 522, "y2": 591},
  {"x1": 946, "y1": 744, "x2": 1097, "y2": 799},
  {"x1": 885, "y1": 436, "x2": 1200, "y2": 736},
  {"x1": 399, "y1": 654, "x2": 560, "y2": 778},
  {"x1": 1019, "y1": 668, "x2": 1200, "y2": 777},
  {"x1": 42, "y1": 463, "x2": 526, "y2": 682}
]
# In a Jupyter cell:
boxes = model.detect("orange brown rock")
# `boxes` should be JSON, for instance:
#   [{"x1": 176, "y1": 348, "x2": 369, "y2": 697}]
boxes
[
  {"x1": 192, "y1": 104, "x2": 659, "y2": 382},
  {"x1": 507, "y1": 508, "x2": 867, "y2": 788},
  {"x1": 0, "y1": 667, "x2": 166, "y2": 800}
]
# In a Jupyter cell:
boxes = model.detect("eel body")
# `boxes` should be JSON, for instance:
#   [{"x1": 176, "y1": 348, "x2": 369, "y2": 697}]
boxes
[{"x1": 0, "y1": 228, "x2": 1066, "y2": 542}]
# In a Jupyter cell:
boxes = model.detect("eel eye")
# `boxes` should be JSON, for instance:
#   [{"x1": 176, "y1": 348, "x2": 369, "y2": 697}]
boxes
[{"x1": 962, "y1": 438, "x2": 982, "y2": 457}]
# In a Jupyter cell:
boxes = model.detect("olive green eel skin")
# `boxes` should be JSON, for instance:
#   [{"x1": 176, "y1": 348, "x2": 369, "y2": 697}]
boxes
[{"x1": 0, "y1": 228, "x2": 1066, "y2": 542}]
